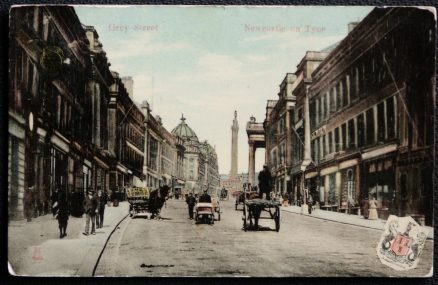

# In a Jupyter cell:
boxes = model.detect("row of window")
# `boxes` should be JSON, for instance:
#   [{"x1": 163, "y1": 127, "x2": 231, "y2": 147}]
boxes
[
  {"x1": 311, "y1": 96, "x2": 396, "y2": 162},
  {"x1": 148, "y1": 136, "x2": 159, "y2": 171},
  {"x1": 310, "y1": 34, "x2": 401, "y2": 129},
  {"x1": 126, "y1": 123, "x2": 144, "y2": 150},
  {"x1": 124, "y1": 146, "x2": 143, "y2": 170},
  {"x1": 270, "y1": 143, "x2": 286, "y2": 168}
]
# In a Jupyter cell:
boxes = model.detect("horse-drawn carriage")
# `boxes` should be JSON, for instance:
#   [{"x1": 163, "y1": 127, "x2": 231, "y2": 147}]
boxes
[
  {"x1": 220, "y1": 188, "x2": 229, "y2": 201},
  {"x1": 127, "y1": 187, "x2": 150, "y2": 218},
  {"x1": 234, "y1": 190, "x2": 258, "y2": 210},
  {"x1": 127, "y1": 185, "x2": 170, "y2": 219},
  {"x1": 242, "y1": 197, "x2": 281, "y2": 232}
]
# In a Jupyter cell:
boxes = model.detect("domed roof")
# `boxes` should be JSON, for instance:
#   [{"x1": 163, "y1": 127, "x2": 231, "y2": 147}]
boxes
[
  {"x1": 172, "y1": 115, "x2": 199, "y2": 142},
  {"x1": 199, "y1": 141, "x2": 216, "y2": 155}
]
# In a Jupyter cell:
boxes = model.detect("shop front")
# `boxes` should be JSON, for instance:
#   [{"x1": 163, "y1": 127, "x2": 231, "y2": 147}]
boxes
[
  {"x1": 360, "y1": 156, "x2": 396, "y2": 220},
  {"x1": 291, "y1": 172, "x2": 302, "y2": 206},
  {"x1": 304, "y1": 170, "x2": 318, "y2": 205},
  {"x1": 397, "y1": 151, "x2": 433, "y2": 226},
  {"x1": 337, "y1": 158, "x2": 360, "y2": 214}
]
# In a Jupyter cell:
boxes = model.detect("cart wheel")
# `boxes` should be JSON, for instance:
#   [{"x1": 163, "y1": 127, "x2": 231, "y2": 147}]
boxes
[
  {"x1": 195, "y1": 214, "x2": 199, "y2": 222},
  {"x1": 235, "y1": 203, "x2": 238, "y2": 211},
  {"x1": 275, "y1": 207, "x2": 280, "y2": 232},
  {"x1": 218, "y1": 211, "x2": 221, "y2": 221},
  {"x1": 211, "y1": 215, "x2": 214, "y2": 224}
]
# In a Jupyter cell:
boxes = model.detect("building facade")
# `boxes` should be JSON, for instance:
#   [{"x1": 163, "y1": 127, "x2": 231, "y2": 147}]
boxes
[
  {"x1": 200, "y1": 141, "x2": 220, "y2": 194},
  {"x1": 172, "y1": 116, "x2": 219, "y2": 195},
  {"x1": 9, "y1": 6, "x2": 92, "y2": 219},
  {"x1": 108, "y1": 71, "x2": 145, "y2": 198},
  {"x1": 84, "y1": 25, "x2": 115, "y2": 198},
  {"x1": 159, "y1": 116, "x2": 178, "y2": 188},
  {"x1": 253, "y1": 8, "x2": 434, "y2": 225},
  {"x1": 144, "y1": 111, "x2": 163, "y2": 189},
  {"x1": 264, "y1": 73, "x2": 297, "y2": 197},
  {"x1": 289, "y1": 51, "x2": 329, "y2": 205},
  {"x1": 305, "y1": 7, "x2": 434, "y2": 225}
]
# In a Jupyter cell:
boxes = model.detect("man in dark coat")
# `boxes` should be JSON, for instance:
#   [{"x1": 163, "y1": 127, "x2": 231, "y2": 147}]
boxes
[
  {"x1": 199, "y1": 189, "x2": 212, "y2": 203},
  {"x1": 361, "y1": 196, "x2": 370, "y2": 219},
  {"x1": 258, "y1": 165, "x2": 272, "y2": 200},
  {"x1": 56, "y1": 188, "x2": 69, "y2": 238},
  {"x1": 24, "y1": 186, "x2": 34, "y2": 222},
  {"x1": 83, "y1": 190, "x2": 98, "y2": 235},
  {"x1": 186, "y1": 192, "x2": 197, "y2": 220},
  {"x1": 307, "y1": 194, "x2": 314, "y2": 214},
  {"x1": 96, "y1": 190, "x2": 107, "y2": 228}
]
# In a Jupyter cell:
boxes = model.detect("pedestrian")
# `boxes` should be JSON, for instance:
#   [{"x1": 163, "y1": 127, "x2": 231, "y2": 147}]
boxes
[
  {"x1": 186, "y1": 192, "x2": 196, "y2": 220},
  {"x1": 283, "y1": 192, "x2": 289, "y2": 206},
  {"x1": 361, "y1": 196, "x2": 370, "y2": 219},
  {"x1": 96, "y1": 190, "x2": 107, "y2": 229},
  {"x1": 56, "y1": 187, "x2": 70, "y2": 238},
  {"x1": 199, "y1": 189, "x2": 212, "y2": 203},
  {"x1": 24, "y1": 186, "x2": 34, "y2": 222},
  {"x1": 83, "y1": 190, "x2": 98, "y2": 236},
  {"x1": 95, "y1": 190, "x2": 102, "y2": 228},
  {"x1": 307, "y1": 194, "x2": 314, "y2": 214},
  {"x1": 368, "y1": 195, "x2": 379, "y2": 220},
  {"x1": 258, "y1": 165, "x2": 272, "y2": 200}
]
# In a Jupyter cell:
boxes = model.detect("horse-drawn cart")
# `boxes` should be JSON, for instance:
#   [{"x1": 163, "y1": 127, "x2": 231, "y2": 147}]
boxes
[
  {"x1": 127, "y1": 187, "x2": 150, "y2": 218},
  {"x1": 220, "y1": 188, "x2": 229, "y2": 201},
  {"x1": 235, "y1": 190, "x2": 258, "y2": 211},
  {"x1": 242, "y1": 198, "x2": 281, "y2": 232}
]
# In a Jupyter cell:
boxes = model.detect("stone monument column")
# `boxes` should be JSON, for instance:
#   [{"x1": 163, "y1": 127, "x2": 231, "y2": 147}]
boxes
[{"x1": 230, "y1": 111, "x2": 239, "y2": 179}]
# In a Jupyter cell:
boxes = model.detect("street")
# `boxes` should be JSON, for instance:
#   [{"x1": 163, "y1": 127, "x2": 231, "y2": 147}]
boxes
[{"x1": 94, "y1": 199, "x2": 433, "y2": 277}]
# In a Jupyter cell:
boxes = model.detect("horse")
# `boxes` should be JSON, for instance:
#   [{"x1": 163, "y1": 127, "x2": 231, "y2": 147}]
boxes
[{"x1": 148, "y1": 185, "x2": 170, "y2": 220}]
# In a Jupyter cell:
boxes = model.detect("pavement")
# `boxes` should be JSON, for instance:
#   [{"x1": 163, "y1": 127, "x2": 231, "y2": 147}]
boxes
[
  {"x1": 279, "y1": 204, "x2": 434, "y2": 239},
  {"x1": 8, "y1": 202, "x2": 129, "y2": 276}
]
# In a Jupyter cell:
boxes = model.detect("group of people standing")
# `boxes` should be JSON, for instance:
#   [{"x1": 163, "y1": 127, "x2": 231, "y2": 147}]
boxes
[
  {"x1": 82, "y1": 190, "x2": 108, "y2": 236},
  {"x1": 51, "y1": 186, "x2": 108, "y2": 238},
  {"x1": 258, "y1": 165, "x2": 380, "y2": 221}
]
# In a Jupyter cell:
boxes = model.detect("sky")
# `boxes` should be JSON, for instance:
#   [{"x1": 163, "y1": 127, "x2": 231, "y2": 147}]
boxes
[{"x1": 75, "y1": 5, "x2": 373, "y2": 174}]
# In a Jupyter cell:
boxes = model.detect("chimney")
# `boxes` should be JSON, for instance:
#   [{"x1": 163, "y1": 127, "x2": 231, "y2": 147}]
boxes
[{"x1": 348, "y1": 22, "x2": 359, "y2": 33}]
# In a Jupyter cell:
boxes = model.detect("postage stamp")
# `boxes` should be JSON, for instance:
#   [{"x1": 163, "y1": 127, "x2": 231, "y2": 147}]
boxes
[{"x1": 377, "y1": 215, "x2": 429, "y2": 271}]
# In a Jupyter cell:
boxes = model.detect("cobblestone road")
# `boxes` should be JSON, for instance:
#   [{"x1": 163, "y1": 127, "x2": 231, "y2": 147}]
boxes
[{"x1": 95, "y1": 199, "x2": 433, "y2": 277}]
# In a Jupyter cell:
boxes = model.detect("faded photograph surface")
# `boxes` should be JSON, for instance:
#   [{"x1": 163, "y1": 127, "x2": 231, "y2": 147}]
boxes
[{"x1": 7, "y1": 5, "x2": 435, "y2": 277}]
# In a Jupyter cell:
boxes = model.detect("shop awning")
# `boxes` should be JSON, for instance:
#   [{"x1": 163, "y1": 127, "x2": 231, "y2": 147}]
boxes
[
  {"x1": 94, "y1": 156, "x2": 110, "y2": 170},
  {"x1": 320, "y1": 165, "x2": 338, "y2": 176},
  {"x1": 362, "y1": 144, "x2": 397, "y2": 161},
  {"x1": 116, "y1": 164, "x2": 129, "y2": 174},
  {"x1": 305, "y1": 171, "x2": 318, "y2": 179},
  {"x1": 339, "y1": 158, "x2": 359, "y2": 170},
  {"x1": 51, "y1": 132, "x2": 70, "y2": 153}
]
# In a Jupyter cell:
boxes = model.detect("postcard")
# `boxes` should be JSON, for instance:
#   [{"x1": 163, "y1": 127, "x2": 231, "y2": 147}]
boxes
[{"x1": 7, "y1": 5, "x2": 435, "y2": 277}]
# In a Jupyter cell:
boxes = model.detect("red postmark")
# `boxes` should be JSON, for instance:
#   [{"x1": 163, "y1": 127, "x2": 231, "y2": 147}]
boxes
[{"x1": 32, "y1": 246, "x2": 43, "y2": 261}]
